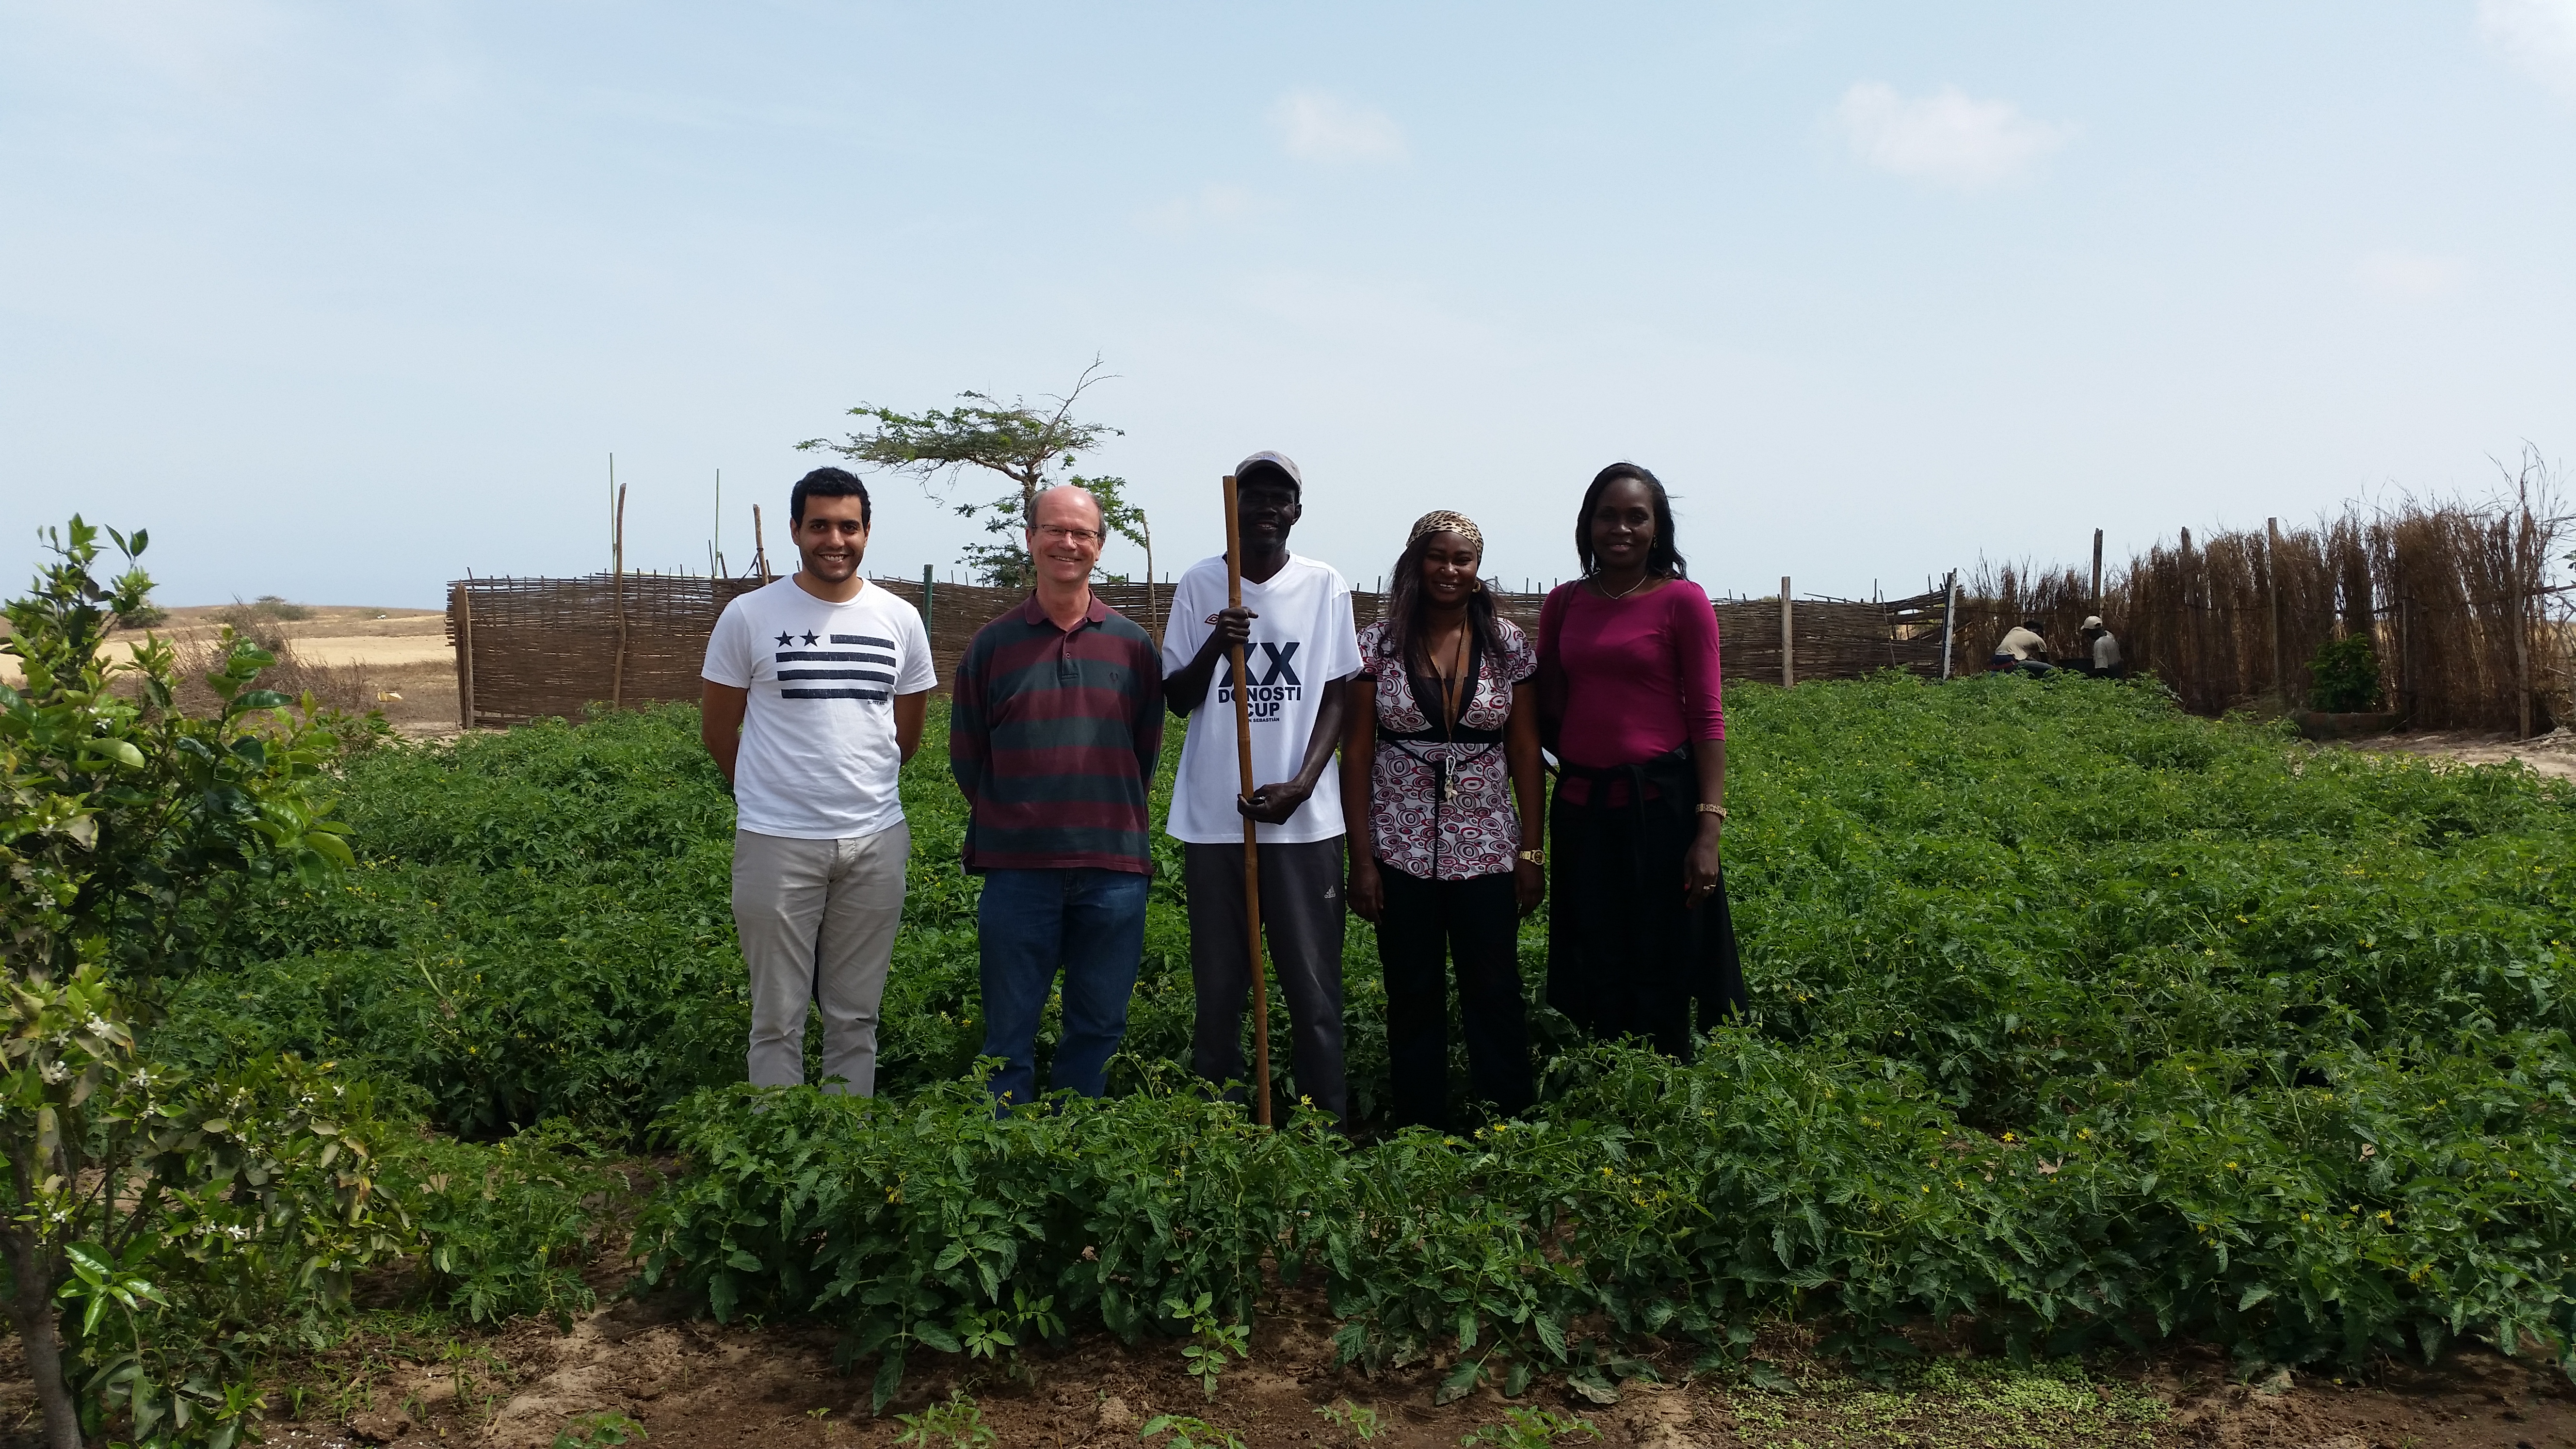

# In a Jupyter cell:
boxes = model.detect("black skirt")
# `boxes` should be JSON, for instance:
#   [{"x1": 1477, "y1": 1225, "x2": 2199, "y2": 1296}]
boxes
[{"x1": 1545, "y1": 746, "x2": 1746, "y2": 1054}]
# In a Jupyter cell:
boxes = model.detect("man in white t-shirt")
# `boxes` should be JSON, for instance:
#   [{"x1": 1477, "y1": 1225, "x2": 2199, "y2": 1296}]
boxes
[
  {"x1": 700, "y1": 467, "x2": 937, "y2": 1094},
  {"x1": 1161, "y1": 451, "x2": 1362, "y2": 1123}
]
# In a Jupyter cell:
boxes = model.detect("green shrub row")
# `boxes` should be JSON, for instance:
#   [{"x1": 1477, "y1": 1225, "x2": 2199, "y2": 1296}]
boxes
[
  {"x1": 637, "y1": 1024, "x2": 2576, "y2": 1406},
  {"x1": 155, "y1": 671, "x2": 2576, "y2": 1394},
  {"x1": 170, "y1": 681, "x2": 2576, "y2": 1144}
]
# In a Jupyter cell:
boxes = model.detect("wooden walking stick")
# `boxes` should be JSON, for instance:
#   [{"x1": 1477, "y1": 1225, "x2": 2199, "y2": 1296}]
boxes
[{"x1": 1223, "y1": 475, "x2": 1275, "y2": 1127}]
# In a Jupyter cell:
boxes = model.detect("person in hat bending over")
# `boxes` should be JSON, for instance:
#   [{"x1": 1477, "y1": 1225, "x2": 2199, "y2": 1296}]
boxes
[
  {"x1": 1160, "y1": 452, "x2": 1363, "y2": 1124},
  {"x1": 2079, "y1": 616, "x2": 2124, "y2": 679},
  {"x1": 1991, "y1": 619, "x2": 2054, "y2": 676}
]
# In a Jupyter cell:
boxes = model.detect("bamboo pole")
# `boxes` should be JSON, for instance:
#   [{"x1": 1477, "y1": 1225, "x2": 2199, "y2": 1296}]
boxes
[
  {"x1": 1143, "y1": 515, "x2": 1160, "y2": 647},
  {"x1": 1779, "y1": 577, "x2": 1794, "y2": 688},
  {"x1": 2266, "y1": 517, "x2": 2286, "y2": 712},
  {"x1": 2399, "y1": 590, "x2": 2413, "y2": 721},
  {"x1": 752, "y1": 504, "x2": 772, "y2": 582},
  {"x1": 1940, "y1": 571, "x2": 1958, "y2": 680},
  {"x1": 1223, "y1": 476, "x2": 1274, "y2": 1127},
  {"x1": 2091, "y1": 529, "x2": 2104, "y2": 612},
  {"x1": 2514, "y1": 504, "x2": 2535, "y2": 739},
  {"x1": 451, "y1": 581, "x2": 475, "y2": 729},
  {"x1": 611, "y1": 483, "x2": 629, "y2": 710}
]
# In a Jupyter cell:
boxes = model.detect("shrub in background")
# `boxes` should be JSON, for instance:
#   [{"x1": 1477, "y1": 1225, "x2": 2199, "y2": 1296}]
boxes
[{"x1": 2307, "y1": 632, "x2": 2384, "y2": 713}]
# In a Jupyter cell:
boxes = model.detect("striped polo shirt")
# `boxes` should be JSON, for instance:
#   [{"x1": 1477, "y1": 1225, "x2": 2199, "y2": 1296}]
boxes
[{"x1": 948, "y1": 593, "x2": 1164, "y2": 874}]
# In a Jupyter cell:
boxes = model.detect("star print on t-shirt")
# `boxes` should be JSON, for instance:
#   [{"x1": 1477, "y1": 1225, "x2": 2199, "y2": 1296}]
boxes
[
  {"x1": 774, "y1": 631, "x2": 793, "y2": 646},
  {"x1": 802, "y1": 630, "x2": 821, "y2": 645}
]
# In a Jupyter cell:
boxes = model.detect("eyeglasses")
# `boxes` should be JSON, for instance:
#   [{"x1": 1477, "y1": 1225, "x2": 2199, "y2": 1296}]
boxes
[{"x1": 1035, "y1": 525, "x2": 1102, "y2": 546}]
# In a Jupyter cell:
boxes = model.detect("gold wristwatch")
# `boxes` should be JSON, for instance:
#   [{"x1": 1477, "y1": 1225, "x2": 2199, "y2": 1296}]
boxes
[{"x1": 1517, "y1": 849, "x2": 1546, "y2": 866}]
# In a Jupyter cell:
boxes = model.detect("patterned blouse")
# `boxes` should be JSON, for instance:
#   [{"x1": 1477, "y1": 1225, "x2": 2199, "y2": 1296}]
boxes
[{"x1": 1356, "y1": 616, "x2": 1536, "y2": 881}]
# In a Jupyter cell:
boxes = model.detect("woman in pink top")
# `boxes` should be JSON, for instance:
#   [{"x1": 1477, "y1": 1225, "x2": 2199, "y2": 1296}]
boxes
[{"x1": 1535, "y1": 463, "x2": 1745, "y2": 1055}]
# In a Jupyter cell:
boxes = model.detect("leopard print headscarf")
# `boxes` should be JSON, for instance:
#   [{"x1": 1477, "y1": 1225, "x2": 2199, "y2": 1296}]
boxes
[{"x1": 1406, "y1": 510, "x2": 1483, "y2": 552}]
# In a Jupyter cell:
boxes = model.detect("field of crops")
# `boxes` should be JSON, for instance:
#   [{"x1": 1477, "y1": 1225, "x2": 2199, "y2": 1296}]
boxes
[{"x1": 153, "y1": 671, "x2": 2576, "y2": 1417}]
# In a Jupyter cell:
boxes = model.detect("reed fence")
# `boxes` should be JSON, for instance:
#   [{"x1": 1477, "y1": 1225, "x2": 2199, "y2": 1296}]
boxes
[
  {"x1": 1948, "y1": 495, "x2": 2568, "y2": 733},
  {"x1": 444, "y1": 573, "x2": 1957, "y2": 727},
  {"x1": 449, "y1": 489, "x2": 2563, "y2": 736}
]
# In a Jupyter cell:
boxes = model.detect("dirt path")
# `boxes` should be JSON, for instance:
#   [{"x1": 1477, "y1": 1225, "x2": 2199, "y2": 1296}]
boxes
[
  {"x1": 2345, "y1": 727, "x2": 2576, "y2": 782},
  {"x1": 11, "y1": 1288, "x2": 2559, "y2": 1449}
]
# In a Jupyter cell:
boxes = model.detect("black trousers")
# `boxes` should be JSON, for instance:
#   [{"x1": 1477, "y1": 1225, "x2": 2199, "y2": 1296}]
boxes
[
  {"x1": 1183, "y1": 838, "x2": 1348, "y2": 1124},
  {"x1": 1374, "y1": 864, "x2": 1534, "y2": 1130},
  {"x1": 1546, "y1": 760, "x2": 1746, "y2": 1058}
]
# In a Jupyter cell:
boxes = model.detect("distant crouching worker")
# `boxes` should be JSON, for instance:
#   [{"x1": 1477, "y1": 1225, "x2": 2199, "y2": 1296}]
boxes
[
  {"x1": 1991, "y1": 619, "x2": 2053, "y2": 675},
  {"x1": 1161, "y1": 452, "x2": 1362, "y2": 1123},
  {"x1": 950, "y1": 485, "x2": 1164, "y2": 1107},
  {"x1": 1341, "y1": 510, "x2": 1543, "y2": 1129},
  {"x1": 700, "y1": 467, "x2": 937, "y2": 1093},
  {"x1": 2080, "y1": 615, "x2": 2123, "y2": 679},
  {"x1": 1536, "y1": 463, "x2": 1744, "y2": 1057}
]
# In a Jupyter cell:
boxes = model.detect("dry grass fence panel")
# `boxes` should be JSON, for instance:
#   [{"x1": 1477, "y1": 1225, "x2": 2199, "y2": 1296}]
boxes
[
  {"x1": 447, "y1": 574, "x2": 764, "y2": 726},
  {"x1": 449, "y1": 499, "x2": 2560, "y2": 733},
  {"x1": 446, "y1": 575, "x2": 1961, "y2": 725},
  {"x1": 1952, "y1": 498, "x2": 2567, "y2": 731}
]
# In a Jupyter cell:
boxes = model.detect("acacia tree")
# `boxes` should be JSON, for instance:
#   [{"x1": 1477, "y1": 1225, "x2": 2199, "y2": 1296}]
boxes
[{"x1": 796, "y1": 359, "x2": 1151, "y2": 588}]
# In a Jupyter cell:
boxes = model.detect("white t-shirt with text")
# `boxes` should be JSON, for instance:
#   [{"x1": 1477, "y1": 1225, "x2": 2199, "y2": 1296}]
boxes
[
  {"x1": 1161, "y1": 553, "x2": 1362, "y2": 845},
  {"x1": 702, "y1": 577, "x2": 937, "y2": 840}
]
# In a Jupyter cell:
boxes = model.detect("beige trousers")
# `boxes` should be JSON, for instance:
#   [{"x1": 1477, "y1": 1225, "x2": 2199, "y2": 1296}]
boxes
[{"x1": 730, "y1": 822, "x2": 910, "y2": 1094}]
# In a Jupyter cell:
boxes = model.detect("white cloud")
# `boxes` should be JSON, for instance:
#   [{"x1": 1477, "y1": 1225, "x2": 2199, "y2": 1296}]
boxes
[
  {"x1": 1271, "y1": 91, "x2": 1406, "y2": 164},
  {"x1": 1834, "y1": 82, "x2": 2072, "y2": 191},
  {"x1": 2479, "y1": 0, "x2": 2576, "y2": 97},
  {"x1": 2352, "y1": 249, "x2": 2469, "y2": 299},
  {"x1": 1138, "y1": 184, "x2": 1273, "y2": 237}
]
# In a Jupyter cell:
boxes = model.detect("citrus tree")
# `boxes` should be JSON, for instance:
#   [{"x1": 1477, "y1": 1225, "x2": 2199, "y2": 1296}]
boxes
[{"x1": 1, "y1": 519, "x2": 406, "y2": 1449}]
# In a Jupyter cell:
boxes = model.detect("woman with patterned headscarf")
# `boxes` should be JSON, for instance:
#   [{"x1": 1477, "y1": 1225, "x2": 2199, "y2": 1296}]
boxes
[{"x1": 1338, "y1": 510, "x2": 1544, "y2": 1128}]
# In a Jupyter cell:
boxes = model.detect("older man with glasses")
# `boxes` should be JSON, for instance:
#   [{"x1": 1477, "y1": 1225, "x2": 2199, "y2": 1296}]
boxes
[{"x1": 948, "y1": 484, "x2": 1166, "y2": 1107}]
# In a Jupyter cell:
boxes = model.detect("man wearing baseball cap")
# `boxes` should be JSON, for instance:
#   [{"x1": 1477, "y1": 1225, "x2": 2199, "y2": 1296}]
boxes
[
  {"x1": 1159, "y1": 452, "x2": 1363, "y2": 1124},
  {"x1": 2080, "y1": 615, "x2": 2124, "y2": 679}
]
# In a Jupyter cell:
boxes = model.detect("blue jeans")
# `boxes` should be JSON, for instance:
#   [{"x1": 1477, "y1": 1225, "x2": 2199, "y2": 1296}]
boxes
[{"x1": 976, "y1": 868, "x2": 1151, "y2": 1105}]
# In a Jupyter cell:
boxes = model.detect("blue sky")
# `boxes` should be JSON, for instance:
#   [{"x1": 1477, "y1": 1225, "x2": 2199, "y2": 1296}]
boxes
[{"x1": 6, "y1": 2, "x2": 2575, "y2": 607}]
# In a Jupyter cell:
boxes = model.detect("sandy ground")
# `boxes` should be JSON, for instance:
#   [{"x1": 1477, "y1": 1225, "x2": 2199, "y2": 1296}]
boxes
[
  {"x1": 2347, "y1": 726, "x2": 2576, "y2": 782},
  {"x1": 0, "y1": 603, "x2": 466, "y2": 736}
]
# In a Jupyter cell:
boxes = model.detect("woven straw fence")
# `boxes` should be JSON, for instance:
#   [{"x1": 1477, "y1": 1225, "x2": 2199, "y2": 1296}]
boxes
[
  {"x1": 1948, "y1": 499, "x2": 2568, "y2": 731},
  {"x1": 446, "y1": 575, "x2": 1957, "y2": 726}
]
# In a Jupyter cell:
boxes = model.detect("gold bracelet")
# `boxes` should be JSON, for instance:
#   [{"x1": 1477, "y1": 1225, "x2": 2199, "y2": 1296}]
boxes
[{"x1": 1697, "y1": 803, "x2": 1729, "y2": 819}]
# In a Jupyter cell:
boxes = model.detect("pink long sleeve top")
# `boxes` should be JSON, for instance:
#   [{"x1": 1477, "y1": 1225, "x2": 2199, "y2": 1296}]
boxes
[{"x1": 1540, "y1": 579, "x2": 1724, "y2": 805}]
